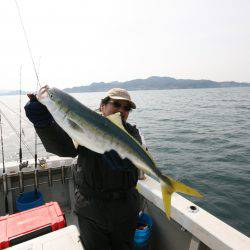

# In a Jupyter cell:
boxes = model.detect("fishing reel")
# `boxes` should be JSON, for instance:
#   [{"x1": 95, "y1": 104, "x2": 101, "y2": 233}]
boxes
[
  {"x1": 39, "y1": 158, "x2": 47, "y2": 169},
  {"x1": 19, "y1": 161, "x2": 29, "y2": 171}
]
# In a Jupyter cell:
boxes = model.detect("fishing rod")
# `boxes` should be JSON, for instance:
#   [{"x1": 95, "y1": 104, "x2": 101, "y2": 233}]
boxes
[
  {"x1": 34, "y1": 134, "x2": 39, "y2": 196},
  {"x1": 14, "y1": 1, "x2": 45, "y2": 194},
  {"x1": 34, "y1": 57, "x2": 42, "y2": 196},
  {"x1": 19, "y1": 65, "x2": 23, "y2": 165},
  {"x1": 18, "y1": 65, "x2": 27, "y2": 194},
  {"x1": 0, "y1": 114, "x2": 8, "y2": 213}
]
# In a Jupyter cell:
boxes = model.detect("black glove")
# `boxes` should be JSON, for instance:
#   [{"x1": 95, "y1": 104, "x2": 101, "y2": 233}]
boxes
[
  {"x1": 24, "y1": 94, "x2": 54, "y2": 128},
  {"x1": 102, "y1": 149, "x2": 135, "y2": 171}
]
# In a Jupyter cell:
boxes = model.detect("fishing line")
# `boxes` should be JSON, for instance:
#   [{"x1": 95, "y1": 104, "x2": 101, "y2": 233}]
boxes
[
  {"x1": 0, "y1": 108, "x2": 35, "y2": 159},
  {"x1": 14, "y1": 0, "x2": 41, "y2": 89},
  {"x1": 0, "y1": 100, "x2": 30, "y2": 125}
]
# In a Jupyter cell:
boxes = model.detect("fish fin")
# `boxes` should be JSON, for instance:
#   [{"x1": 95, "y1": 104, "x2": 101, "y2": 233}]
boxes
[
  {"x1": 107, "y1": 113, "x2": 154, "y2": 163},
  {"x1": 106, "y1": 112, "x2": 126, "y2": 131},
  {"x1": 160, "y1": 178, "x2": 203, "y2": 219},
  {"x1": 168, "y1": 177, "x2": 203, "y2": 198}
]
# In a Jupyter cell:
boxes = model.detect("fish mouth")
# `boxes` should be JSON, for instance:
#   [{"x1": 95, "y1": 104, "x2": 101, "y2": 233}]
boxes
[{"x1": 37, "y1": 85, "x2": 50, "y2": 102}]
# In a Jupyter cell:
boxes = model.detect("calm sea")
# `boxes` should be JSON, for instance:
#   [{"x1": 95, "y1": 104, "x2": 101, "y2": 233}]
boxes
[{"x1": 0, "y1": 87, "x2": 250, "y2": 236}]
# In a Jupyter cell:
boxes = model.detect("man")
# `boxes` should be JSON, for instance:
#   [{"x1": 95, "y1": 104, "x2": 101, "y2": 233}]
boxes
[{"x1": 25, "y1": 87, "x2": 145, "y2": 250}]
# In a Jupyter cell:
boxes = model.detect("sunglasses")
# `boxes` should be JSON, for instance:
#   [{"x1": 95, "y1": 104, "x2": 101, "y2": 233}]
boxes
[{"x1": 108, "y1": 101, "x2": 132, "y2": 112}]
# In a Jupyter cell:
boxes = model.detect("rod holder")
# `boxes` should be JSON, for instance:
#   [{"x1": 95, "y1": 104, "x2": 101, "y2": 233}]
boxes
[
  {"x1": 48, "y1": 168, "x2": 53, "y2": 187},
  {"x1": 19, "y1": 161, "x2": 29, "y2": 171},
  {"x1": 39, "y1": 158, "x2": 47, "y2": 169},
  {"x1": 61, "y1": 166, "x2": 65, "y2": 184},
  {"x1": 34, "y1": 169, "x2": 39, "y2": 190},
  {"x1": 2, "y1": 173, "x2": 8, "y2": 196},
  {"x1": 18, "y1": 171, "x2": 24, "y2": 194}
]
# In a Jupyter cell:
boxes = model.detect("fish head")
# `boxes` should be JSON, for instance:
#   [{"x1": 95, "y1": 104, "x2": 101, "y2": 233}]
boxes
[
  {"x1": 37, "y1": 85, "x2": 50, "y2": 103},
  {"x1": 47, "y1": 88, "x2": 63, "y2": 105},
  {"x1": 37, "y1": 86, "x2": 68, "y2": 114}
]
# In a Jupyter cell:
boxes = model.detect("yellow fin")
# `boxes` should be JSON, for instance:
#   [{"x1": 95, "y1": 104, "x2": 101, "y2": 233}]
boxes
[
  {"x1": 108, "y1": 113, "x2": 153, "y2": 158},
  {"x1": 168, "y1": 177, "x2": 203, "y2": 198},
  {"x1": 107, "y1": 112, "x2": 157, "y2": 175},
  {"x1": 161, "y1": 178, "x2": 203, "y2": 219},
  {"x1": 106, "y1": 112, "x2": 125, "y2": 131},
  {"x1": 161, "y1": 182, "x2": 173, "y2": 219}
]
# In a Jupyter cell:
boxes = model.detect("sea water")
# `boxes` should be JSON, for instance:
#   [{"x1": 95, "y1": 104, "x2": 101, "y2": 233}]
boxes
[{"x1": 0, "y1": 87, "x2": 249, "y2": 235}]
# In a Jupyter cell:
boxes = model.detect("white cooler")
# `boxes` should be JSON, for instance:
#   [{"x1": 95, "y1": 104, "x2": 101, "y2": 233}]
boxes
[{"x1": 8, "y1": 225, "x2": 84, "y2": 250}]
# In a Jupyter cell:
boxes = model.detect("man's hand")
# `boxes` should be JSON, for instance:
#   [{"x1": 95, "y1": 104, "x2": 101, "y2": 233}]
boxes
[
  {"x1": 24, "y1": 88, "x2": 54, "y2": 128},
  {"x1": 102, "y1": 150, "x2": 135, "y2": 171}
]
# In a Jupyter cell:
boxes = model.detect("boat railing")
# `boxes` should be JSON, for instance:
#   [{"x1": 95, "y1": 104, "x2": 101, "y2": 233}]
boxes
[{"x1": 0, "y1": 156, "x2": 249, "y2": 250}]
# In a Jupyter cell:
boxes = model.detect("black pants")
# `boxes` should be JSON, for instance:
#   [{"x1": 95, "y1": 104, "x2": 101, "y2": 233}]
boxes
[{"x1": 75, "y1": 190, "x2": 140, "y2": 250}]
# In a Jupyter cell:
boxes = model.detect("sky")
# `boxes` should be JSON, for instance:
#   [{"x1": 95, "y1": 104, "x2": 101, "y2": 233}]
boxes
[{"x1": 0, "y1": 0, "x2": 250, "y2": 91}]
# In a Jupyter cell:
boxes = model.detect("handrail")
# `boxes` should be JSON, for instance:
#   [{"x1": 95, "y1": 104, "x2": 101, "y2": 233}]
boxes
[{"x1": 137, "y1": 176, "x2": 250, "y2": 250}]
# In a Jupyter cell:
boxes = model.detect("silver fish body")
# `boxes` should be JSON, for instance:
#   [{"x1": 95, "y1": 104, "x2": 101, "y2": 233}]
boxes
[{"x1": 41, "y1": 88, "x2": 157, "y2": 175}]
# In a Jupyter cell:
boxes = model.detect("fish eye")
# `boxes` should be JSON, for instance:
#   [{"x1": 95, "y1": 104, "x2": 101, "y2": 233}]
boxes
[{"x1": 50, "y1": 94, "x2": 53, "y2": 98}]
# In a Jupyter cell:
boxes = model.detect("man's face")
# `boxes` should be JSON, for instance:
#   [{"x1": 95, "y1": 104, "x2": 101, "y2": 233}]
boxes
[{"x1": 101, "y1": 99, "x2": 132, "y2": 121}]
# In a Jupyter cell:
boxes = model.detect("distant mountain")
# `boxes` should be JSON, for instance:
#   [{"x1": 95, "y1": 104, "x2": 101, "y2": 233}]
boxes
[
  {"x1": 63, "y1": 76, "x2": 250, "y2": 93},
  {"x1": 0, "y1": 90, "x2": 27, "y2": 96},
  {"x1": 1, "y1": 76, "x2": 250, "y2": 96},
  {"x1": 0, "y1": 89, "x2": 11, "y2": 94}
]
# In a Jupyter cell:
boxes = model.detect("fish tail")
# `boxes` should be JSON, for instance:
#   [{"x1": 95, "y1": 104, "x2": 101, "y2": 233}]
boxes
[
  {"x1": 160, "y1": 178, "x2": 203, "y2": 219},
  {"x1": 160, "y1": 182, "x2": 173, "y2": 219}
]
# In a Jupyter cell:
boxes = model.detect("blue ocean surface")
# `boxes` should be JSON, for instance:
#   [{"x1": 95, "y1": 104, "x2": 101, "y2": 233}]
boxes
[{"x1": 0, "y1": 87, "x2": 249, "y2": 236}]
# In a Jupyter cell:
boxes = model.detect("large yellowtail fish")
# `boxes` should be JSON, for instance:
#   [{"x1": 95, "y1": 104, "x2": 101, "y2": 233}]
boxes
[{"x1": 38, "y1": 86, "x2": 202, "y2": 218}]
